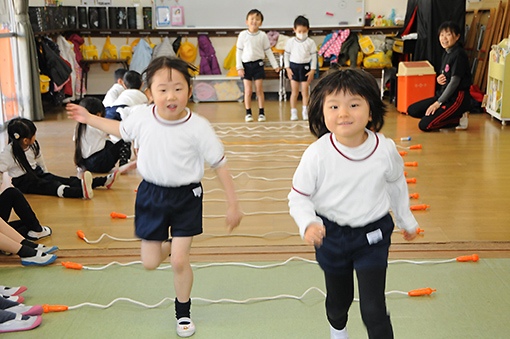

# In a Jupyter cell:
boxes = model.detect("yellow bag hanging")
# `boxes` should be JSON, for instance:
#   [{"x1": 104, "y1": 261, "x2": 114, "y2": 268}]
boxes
[
  {"x1": 358, "y1": 33, "x2": 375, "y2": 55},
  {"x1": 39, "y1": 74, "x2": 50, "y2": 93},
  {"x1": 223, "y1": 44, "x2": 236, "y2": 70},
  {"x1": 120, "y1": 37, "x2": 133, "y2": 65},
  {"x1": 100, "y1": 36, "x2": 118, "y2": 71},
  {"x1": 82, "y1": 36, "x2": 99, "y2": 60},
  {"x1": 178, "y1": 38, "x2": 197, "y2": 64}
]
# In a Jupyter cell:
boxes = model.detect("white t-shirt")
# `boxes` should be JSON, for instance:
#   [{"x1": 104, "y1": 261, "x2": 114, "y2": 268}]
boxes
[
  {"x1": 112, "y1": 89, "x2": 148, "y2": 107},
  {"x1": 103, "y1": 83, "x2": 125, "y2": 107},
  {"x1": 0, "y1": 144, "x2": 46, "y2": 178},
  {"x1": 75, "y1": 125, "x2": 108, "y2": 159},
  {"x1": 288, "y1": 130, "x2": 418, "y2": 238},
  {"x1": 120, "y1": 106, "x2": 226, "y2": 187},
  {"x1": 236, "y1": 30, "x2": 279, "y2": 69},
  {"x1": 284, "y1": 37, "x2": 318, "y2": 68}
]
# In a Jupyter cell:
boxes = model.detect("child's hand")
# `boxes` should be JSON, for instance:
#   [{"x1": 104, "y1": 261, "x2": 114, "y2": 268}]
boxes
[
  {"x1": 306, "y1": 70, "x2": 315, "y2": 82},
  {"x1": 425, "y1": 101, "x2": 441, "y2": 116},
  {"x1": 304, "y1": 223, "x2": 326, "y2": 247},
  {"x1": 225, "y1": 204, "x2": 243, "y2": 233},
  {"x1": 437, "y1": 74, "x2": 446, "y2": 85},
  {"x1": 66, "y1": 103, "x2": 90, "y2": 123},
  {"x1": 274, "y1": 67, "x2": 280, "y2": 73},
  {"x1": 237, "y1": 69, "x2": 245, "y2": 78},
  {"x1": 286, "y1": 67, "x2": 293, "y2": 79},
  {"x1": 402, "y1": 229, "x2": 417, "y2": 241}
]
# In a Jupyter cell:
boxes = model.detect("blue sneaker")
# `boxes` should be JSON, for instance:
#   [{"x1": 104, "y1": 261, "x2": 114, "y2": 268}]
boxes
[{"x1": 21, "y1": 252, "x2": 57, "y2": 266}]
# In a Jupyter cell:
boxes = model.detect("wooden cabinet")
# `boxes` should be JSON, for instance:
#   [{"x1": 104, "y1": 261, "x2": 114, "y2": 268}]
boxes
[{"x1": 486, "y1": 39, "x2": 510, "y2": 125}]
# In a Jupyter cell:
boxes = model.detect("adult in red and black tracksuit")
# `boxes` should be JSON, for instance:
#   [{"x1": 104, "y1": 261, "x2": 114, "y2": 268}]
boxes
[{"x1": 408, "y1": 21, "x2": 471, "y2": 131}]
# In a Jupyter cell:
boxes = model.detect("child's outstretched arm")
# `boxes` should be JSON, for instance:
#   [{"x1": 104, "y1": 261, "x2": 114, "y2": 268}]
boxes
[
  {"x1": 214, "y1": 164, "x2": 243, "y2": 232},
  {"x1": 66, "y1": 103, "x2": 122, "y2": 138}
]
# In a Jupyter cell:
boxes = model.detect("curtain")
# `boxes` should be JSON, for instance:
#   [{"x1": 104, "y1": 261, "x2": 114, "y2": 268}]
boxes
[{"x1": 12, "y1": 0, "x2": 43, "y2": 121}]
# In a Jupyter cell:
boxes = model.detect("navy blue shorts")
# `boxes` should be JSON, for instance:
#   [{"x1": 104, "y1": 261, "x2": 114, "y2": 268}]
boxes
[
  {"x1": 289, "y1": 62, "x2": 311, "y2": 82},
  {"x1": 315, "y1": 213, "x2": 394, "y2": 275},
  {"x1": 242, "y1": 60, "x2": 265, "y2": 81},
  {"x1": 134, "y1": 180, "x2": 203, "y2": 241}
]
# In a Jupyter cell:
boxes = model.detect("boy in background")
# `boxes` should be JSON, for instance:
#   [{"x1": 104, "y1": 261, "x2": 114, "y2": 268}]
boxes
[
  {"x1": 103, "y1": 68, "x2": 127, "y2": 108},
  {"x1": 284, "y1": 15, "x2": 317, "y2": 121},
  {"x1": 236, "y1": 9, "x2": 280, "y2": 122}
]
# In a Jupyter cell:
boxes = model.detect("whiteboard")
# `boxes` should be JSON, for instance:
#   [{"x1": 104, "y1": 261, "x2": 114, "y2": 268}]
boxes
[{"x1": 154, "y1": 0, "x2": 365, "y2": 29}]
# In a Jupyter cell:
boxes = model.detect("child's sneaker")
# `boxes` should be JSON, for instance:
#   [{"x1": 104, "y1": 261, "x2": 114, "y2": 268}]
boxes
[
  {"x1": 258, "y1": 114, "x2": 266, "y2": 122},
  {"x1": 245, "y1": 114, "x2": 253, "y2": 122},
  {"x1": 35, "y1": 244, "x2": 59, "y2": 254},
  {"x1": 302, "y1": 110, "x2": 308, "y2": 121},
  {"x1": 105, "y1": 170, "x2": 120, "y2": 189},
  {"x1": 81, "y1": 171, "x2": 93, "y2": 199},
  {"x1": 0, "y1": 286, "x2": 26, "y2": 297},
  {"x1": 2, "y1": 295, "x2": 24, "y2": 303},
  {"x1": 0, "y1": 314, "x2": 42, "y2": 333},
  {"x1": 290, "y1": 112, "x2": 298, "y2": 121},
  {"x1": 176, "y1": 317, "x2": 195, "y2": 337},
  {"x1": 4, "y1": 304, "x2": 44, "y2": 316},
  {"x1": 27, "y1": 226, "x2": 52, "y2": 240},
  {"x1": 456, "y1": 112, "x2": 469, "y2": 130},
  {"x1": 20, "y1": 252, "x2": 57, "y2": 266}
]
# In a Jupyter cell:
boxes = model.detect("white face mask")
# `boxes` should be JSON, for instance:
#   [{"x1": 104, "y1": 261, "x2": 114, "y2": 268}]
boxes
[{"x1": 296, "y1": 33, "x2": 308, "y2": 40}]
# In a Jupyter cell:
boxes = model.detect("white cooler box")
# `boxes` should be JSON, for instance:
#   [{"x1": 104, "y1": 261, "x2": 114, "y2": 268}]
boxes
[{"x1": 192, "y1": 75, "x2": 244, "y2": 103}]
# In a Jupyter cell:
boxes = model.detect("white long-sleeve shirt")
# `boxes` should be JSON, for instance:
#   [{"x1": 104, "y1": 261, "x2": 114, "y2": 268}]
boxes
[
  {"x1": 284, "y1": 37, "x2": 317, "y2": 68},
  {"x1": 288, "y1": 130, "x2": 418, "y2": 238},
  {"x1": 102, "y1": 83, "x2": 125, "y2": 107},
  {"x1": 236, "y1": 30, "x2": 279, "y2": 70},
  {"x1": 0, "y1": 144, "x2": 46, "y2": 178},
  {"x1": 74, "y1": 125, "x2": 108, "y2": 159}
]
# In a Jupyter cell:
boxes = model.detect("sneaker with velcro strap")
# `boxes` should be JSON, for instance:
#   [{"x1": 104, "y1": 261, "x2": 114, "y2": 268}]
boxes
[
  {"x1": 176, "y1": 317, "x2": 195, "y2": 337},
  {"x1": 0, "y1": 314, "x2": 42, "y2": 333},
  {"x1": 20, "y1": 252, "x2": 57, "y2": 266},
  {"x1": 27, "y1": 226, "x2": 52, "y2": 240}
]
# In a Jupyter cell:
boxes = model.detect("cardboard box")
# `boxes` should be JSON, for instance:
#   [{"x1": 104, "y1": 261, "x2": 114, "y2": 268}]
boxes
[
  {"x1": 397, "y1": 61, "x2": 436, "y2": 113},
  {"x1": 192, "y1": 75, "x2": 244, "y2": 103}
]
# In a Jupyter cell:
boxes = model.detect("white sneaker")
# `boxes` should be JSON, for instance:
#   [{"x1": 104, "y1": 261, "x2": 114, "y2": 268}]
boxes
[
  {"x1": 456, "y1": 112, "x2": 469, "y2": 130},
  {"x1": 245, "y1": 114, "x2": 253, "y2": 122},
  {"x1": 302, "y1": 111, "x2": 308, "y2": 121},
  {"x1": 0, "y1": 314, "x2": 42, "y2": 333},
  {"x1": 81, "y1": 171, "x2": 93, "y2": 199},
  {"x1": 176, "y1": 317, "x2": 195, "y2": 337},
  {"x1": 0, "y1": 286, "x2": 26, "y2": 297},
  {"x1": 105, "y1": 170, "x2": 119, "y2": 189},
  {"x1": 27, "y1": 226, "x2": 52, "y2": 240},
  {"x1": 258, "y1": 114, "x2": 266, "y2": 122},
  {"x1": 35, "y1": 244, "x2": 59, "y2": 254},
  {"x1": 290, "y1": 113, "x2": 298, "y2": 121},
  {"x1": 4, "y1": 304, "x2": 44, "y2": 316},
  {"x1": 20, "y1": 252, "x2": 57, "y2": 266}
]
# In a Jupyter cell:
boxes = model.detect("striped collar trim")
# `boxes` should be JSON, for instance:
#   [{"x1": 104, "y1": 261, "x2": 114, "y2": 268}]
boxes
[
  {"x1": 329, "y1": 132, "x2": 379, "y2": 161},
  {"x1": 152, "y1": 106, "x2": 192, "y2": 126}
]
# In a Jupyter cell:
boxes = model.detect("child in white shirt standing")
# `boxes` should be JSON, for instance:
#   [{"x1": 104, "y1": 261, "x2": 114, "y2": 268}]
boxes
[
  {"x1": 236, "y1": 9, "x2": 280, "y2": 122},
  {"x1": 284, "y1": 15, "x2": 317, "y2": 121}
]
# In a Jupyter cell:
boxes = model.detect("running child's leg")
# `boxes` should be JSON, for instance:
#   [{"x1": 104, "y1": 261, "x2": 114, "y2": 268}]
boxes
[
  {"x1": 170, "y1": 237, "x2": 193, "y2": 303},
  {"x1": 140, "y1": 239, "x2": 172, "y2": 270},
  {"x1": 243, "y1": 79, "x2": 253, "y2": 121},
  {"x1": 301, "y1": 80, "x2": 311, "y2": 120},
  {"x1": 254, "y1": 79, "x2": 265, "y2": 110},
  {"x1": 290, "y1": 80, "x2": 300, "y2": 120}
]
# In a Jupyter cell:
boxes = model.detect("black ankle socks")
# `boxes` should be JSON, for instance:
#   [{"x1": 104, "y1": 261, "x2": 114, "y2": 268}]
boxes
[
  {"x1": 175, "y1": 298, "x2": 191, "y2": 319},
  {"x1": 21, "y1": 239, "x2": 37, "y2": 249},
  {"x1": 259, "y1": 108, "x2": 265, "y2": 115},
  {"x1": 16, "y1": 245, "x2": 37, "y2": 258},
  {"x1": 246, "y1": 108, "x2": 252, "y2": 116}
]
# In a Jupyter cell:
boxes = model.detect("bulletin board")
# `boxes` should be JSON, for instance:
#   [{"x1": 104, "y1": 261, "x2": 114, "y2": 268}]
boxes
[{"x1": 153, "y1": 0, "x2": 365, "y2": 29}]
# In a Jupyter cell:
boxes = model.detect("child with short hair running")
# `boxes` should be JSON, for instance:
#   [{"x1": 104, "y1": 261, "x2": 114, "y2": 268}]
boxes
[
  {"x1": 288, "y1": 69, "x2": 418, "y2": 339},
  {"x1": 67, "y1": 56, "x2": 243, "y2": 338},
  {"x1": 236, "y1": 9, "x2": 280, "y2": 122},
  {"x1": 0, "y1": 118, "x2": 118, "y2": 200},
  {"x1": 284, "y1": 15, "x2": 317, "y2": 121}
]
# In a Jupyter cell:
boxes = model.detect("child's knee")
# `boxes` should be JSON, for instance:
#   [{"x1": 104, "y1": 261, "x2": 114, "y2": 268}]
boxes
[
  {"x1": 142, "y1": 257, "x2": 161, "y2": 270},
  {"x1": 170, "y1": 254, "x2": 190, "y2": 273}
]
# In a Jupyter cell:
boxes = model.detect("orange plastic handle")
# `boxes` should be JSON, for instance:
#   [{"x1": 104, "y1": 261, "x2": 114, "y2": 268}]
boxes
[
  {"x1": 404, "y1": 171, "x2": 407, "y2": 177},
  {"x1": 456, "y1": 254, "x2": 479, "y2": 262},
  {"x1": 110, "y1": 212, "x2": 128, "y2": 219},
  {"x1": 406, "y1": 178, "x2": 417, "y2": 183},
  {"x1": 409, "y1": 144, "x2": 422, "y2": 149},
  {"x1": 76, "y1": 230, "x2": 85, "y2": 239},
  {"x1": 404, "y1": 161, "x2": 418, "y2": 167},
  {"x1": 409, "y1": 193, "x2": 420, "y2": 199},
  {"x1": 61, "y1": 261, "x2": 83, "y2": 270},
  {"x1": 410, "y1": 204, "x2": 430, "y2": 210},
  {"x1": 408, "y1": 287, "x2": 436, "y2": 296},
  {"x1": 42, "y1": 304, "x2": 69, "y2": 313},
  {"x1": 399, "y1": 151, "x2": 408, "y2": 156},
  {"x1": 416, "y1": 228, "x2": 425, "y2": 234}
]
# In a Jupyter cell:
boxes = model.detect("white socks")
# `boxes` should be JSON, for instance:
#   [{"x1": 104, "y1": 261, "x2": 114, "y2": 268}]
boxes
[
  {"x1": 56, "y1": 185, "x2": 67, "y2": 198},
  {"x1": 302, "y1": 106, "x2": 308, "y2": 120},
  {"x1": 330, "y1": 325, "x2": 349, "y2": 339},
  {"x1": 290, "y1": 108, "x2": 298, "y2": 121}
]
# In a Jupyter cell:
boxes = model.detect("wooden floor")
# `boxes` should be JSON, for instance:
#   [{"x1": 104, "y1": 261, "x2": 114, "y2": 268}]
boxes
[{"x1": 2, "y1": 98, "x2": 510, "y2": 266}]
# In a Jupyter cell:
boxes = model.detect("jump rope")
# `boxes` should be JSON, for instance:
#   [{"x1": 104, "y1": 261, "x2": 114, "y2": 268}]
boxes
[{"x1": 43, "y1": 125, "x2": 470, "y2": 315}]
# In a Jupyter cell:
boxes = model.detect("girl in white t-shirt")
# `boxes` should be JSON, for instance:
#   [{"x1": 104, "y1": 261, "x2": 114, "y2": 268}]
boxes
[
  {"x1": 66, "y1": 56, "x2": 243, "y2": 338},
  {"x1": 288, "y1": 69, "x2": 418, "y2": 339}
]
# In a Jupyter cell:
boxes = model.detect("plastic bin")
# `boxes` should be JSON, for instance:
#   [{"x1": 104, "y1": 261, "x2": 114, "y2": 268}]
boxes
[
  {"x1": 397, "y1": 61, "x2": 436, "y2": 113},
  {"x1": 192, "y1": 75, "x2": 244, "y2": 103}
]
